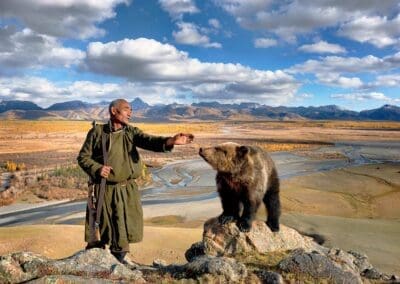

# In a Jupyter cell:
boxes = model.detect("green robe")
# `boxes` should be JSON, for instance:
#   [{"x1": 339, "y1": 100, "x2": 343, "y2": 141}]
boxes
[{"x1": 77, "y1": 123, "x2": 172, "y2": 252}]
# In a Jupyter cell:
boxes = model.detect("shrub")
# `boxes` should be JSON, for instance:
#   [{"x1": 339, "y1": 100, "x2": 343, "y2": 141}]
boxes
[{"x1": 4, "y1": 161, "x2": 26, "y2": 172}]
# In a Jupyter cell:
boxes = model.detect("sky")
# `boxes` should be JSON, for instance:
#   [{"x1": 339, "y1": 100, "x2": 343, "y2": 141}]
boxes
[{"x1": 0, "y1": 0, "x2": 399, "y2": 111}]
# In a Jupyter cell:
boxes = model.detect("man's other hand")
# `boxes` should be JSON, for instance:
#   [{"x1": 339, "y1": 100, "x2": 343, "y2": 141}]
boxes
[
  {"x1": 171, "y1": 133, "x2": 194, "y2": 145},
  {"x1": 100, "y1": 165, "x2": 113, "y2": 178}
]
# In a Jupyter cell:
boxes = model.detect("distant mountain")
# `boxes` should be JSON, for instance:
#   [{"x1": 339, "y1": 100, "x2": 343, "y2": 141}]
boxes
[
  {"x1": 0, "y1": 110, "x2": 61, "y2": 120},
  {"x1": 283, "y1": 105, "x2": 359, "y2": 120},
  {"x1": 359, "y1": 104, "x2": 400, "y2": 121},
  {"x1": 0, "y1": 99, "x2": 399, "y2": 121},
  {"x1": 46, "y1": 100, "x2": 91, "y2": 111},
  {"x1": 131, "y1": 98, "x2": 150, "y2": 111},
  {"x1": 0, "y1": 100, "x2": 42, "y2": 113}
]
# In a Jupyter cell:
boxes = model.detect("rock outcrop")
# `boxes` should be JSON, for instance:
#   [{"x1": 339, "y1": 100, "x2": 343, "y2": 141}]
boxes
[
  {"x1": 0, "y1": 249, "x2": 144, "y2": 283},
  {"x1": 202, "y1": 217, "x2": 323, "y2": 257},
  {"x1": 1, "y1": 217, "x2": 398, "y2": 283}
]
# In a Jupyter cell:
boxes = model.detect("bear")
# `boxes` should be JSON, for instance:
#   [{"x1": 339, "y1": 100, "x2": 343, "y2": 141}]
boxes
[{"x1": 199, "y1": 142, "x2": 280, "y2": 232}]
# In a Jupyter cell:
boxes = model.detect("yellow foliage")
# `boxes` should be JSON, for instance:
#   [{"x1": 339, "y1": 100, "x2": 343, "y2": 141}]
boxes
[
  {"x1": 4, "y1": 160, "x2": 26, "y2": 172},
  {"x1": 249, "y1": 120, "x2": 400, "y2": 130},
  {"x1": 0, "y1": 120, "x2": 220, "y2": 138},
  {"x1": 255, "y1": 143, "x2": 316, "y2": 152},
  {"x1": 133, "y1": 122, "x2": 220, "y2": 135}
]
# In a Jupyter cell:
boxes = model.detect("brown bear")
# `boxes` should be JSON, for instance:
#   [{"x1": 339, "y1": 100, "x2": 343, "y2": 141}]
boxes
[{"x1": 199, "y1": 142, "x2": 280, "y2": 232}]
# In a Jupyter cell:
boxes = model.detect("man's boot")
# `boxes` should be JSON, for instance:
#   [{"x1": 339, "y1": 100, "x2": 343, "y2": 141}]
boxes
[{"x1": 111, "y1": 251, "x2": 127, "y2": 263}]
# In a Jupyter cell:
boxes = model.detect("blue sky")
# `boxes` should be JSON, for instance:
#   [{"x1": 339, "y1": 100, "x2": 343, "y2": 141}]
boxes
[{"x1": 0, "y1": 0, "x2": 399, "y2": 110}]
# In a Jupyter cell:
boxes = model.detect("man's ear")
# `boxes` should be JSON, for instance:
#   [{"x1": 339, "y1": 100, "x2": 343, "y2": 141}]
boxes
[
  {"x1": 110, "y1": 106, "x2": 117, "y2": 116},
  {"x1": 237, "y1": 145, "x2": 249, "y2": 158}
]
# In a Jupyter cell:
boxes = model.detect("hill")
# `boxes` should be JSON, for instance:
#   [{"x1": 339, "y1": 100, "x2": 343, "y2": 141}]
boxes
[{"x1": 0, "y1": 99, "x2": 399, "y2": 121}]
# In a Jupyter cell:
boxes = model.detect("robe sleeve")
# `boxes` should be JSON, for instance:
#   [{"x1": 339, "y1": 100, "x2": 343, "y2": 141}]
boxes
[
  {"x1": 129, "y1": 126, "x2": 173, "y2": 152},
  {"x1": 77, "y1": 127, "x2": 103, "y2": 179}
]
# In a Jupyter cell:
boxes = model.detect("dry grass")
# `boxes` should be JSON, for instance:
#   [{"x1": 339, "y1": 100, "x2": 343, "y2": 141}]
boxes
[
  {"x1": 134, "y1": 122, "x2": 221, "y2": 135},
  {"x1": 243, "y1": 120, "x2": 400, "y2": 130},
  {"x1": 0, "y1": 120, "x2": 220, "y2": 138},
  {"x1": 255, "y1": 142, "x2": 319, "y2": 152},
  {"x1": 0, "y1": 120, "x2": 91, "y2": 138}
]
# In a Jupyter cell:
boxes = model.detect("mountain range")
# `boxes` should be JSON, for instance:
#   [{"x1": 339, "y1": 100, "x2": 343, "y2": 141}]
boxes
[{"x1": 0, "y1": 99, "x2": 399, "y2": 121}]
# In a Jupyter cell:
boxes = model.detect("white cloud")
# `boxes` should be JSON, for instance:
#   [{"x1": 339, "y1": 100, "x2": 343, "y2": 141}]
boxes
[
  {"x1": 0, "y1": 27, "x2": 85, "y2": 72},
  {"x1": 254, "y1": 37, "x2": 277, "y2": 48},
  {"x1": 214, "y1": 0, "x2": 400, "y2": 44},
  {"x1": 0, "y1": 0, "x2": 128, "y2": 39},
  {"x1": 0, "y1": 77, "x2": 120, "y2": 107},
  {"x1": 375, "y1": 74, "x2": 400, "y2": 87},
  {"x1": 299, "y1": 41, "x2": 346, "y2": 54},
  {"x1": 298, "y1": 93, "x2": 313, "y2": 99},
  {"x1": 159, "y1": 0, "x2": 199, "y2": 19},
  {"x1": 209, "y1": 18, "x2": 221, "y2": 29},
  {"x1": 84, "y1": 37, "x2": 300, "y2": 104},
  {"x1": 330, "y1": 92, "x2": 398, "y2": 102},
  {"x1": 339, "y1": 15, "x2": 400, "y2": 48},
  {"x1": 288, "y1": 52, "x2": 400, "y2": 90},
  {"x1": 173, "y1": 22, "x2": 222, "y2": 48},
  {"x1": 0, "y1": 77, "x2": 64, "y2": 106},
  {"x1": 317, "y1": 74, "x2": 363, "y2": 88},
  {"x1": 214, "y1": 0, "x2": 272, "y2": 17},
  {"x1": 289, "y1": 53, "x2": 400, "y2": 75}
]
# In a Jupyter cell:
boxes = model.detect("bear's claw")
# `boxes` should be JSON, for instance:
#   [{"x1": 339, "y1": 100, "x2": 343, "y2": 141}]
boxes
[
  {"x1": 237, "y1": 220, "x2": 252, "y2": 232},
  {"x1": 266, "y1": 220, "x2": 280, "y2": 232},
  {"x1": 218, "y1": 214, "x2": 235, "y2": 225}
]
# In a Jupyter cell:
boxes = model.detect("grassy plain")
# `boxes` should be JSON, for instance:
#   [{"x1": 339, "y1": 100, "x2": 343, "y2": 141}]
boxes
[{"x1": 0, "y1": 119, "x2": 400, "y2": 275}]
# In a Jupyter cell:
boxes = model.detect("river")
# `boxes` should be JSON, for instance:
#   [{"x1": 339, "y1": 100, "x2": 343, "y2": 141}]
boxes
[{"x1": 0, "y1": 141, "x2": 399, "y2": 226}]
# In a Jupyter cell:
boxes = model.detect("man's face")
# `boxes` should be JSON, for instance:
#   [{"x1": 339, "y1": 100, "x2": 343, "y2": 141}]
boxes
[{"x1": 111, "y1": 101, "x2": 132, "y2": 125}]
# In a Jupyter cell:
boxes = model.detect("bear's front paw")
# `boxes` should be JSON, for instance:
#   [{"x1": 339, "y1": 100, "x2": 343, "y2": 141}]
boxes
[
  {"x1": 266, "y1": 220, "x2": 280, "y2": 232},
  {"x1": 237, "y1": 219, "x2": 252, "y2": 232},
  {"x1": 218, "y1": 214, "x2": 235, "y2": 225}
]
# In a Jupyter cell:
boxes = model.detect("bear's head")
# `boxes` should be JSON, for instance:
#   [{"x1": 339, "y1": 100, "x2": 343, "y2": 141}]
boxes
[{"x1": 199, "y1": 142, "x2": 250, "y2": 173}]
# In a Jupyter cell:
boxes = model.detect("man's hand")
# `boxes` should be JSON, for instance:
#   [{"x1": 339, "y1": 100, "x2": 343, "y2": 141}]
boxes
[
  {"x1": 167, "y1": 133, "x2": 194, "y2": 146},
  {"x1": 99, "y1": 165, "x2": 113, "y2": 178}
]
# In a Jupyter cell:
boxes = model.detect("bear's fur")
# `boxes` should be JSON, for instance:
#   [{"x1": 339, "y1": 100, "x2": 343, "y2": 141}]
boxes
[{"x1": 199, "y1": 142, "x2": 280, "y2": 232}]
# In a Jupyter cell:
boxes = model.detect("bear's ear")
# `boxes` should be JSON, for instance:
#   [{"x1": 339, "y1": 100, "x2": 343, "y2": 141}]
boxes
[{"x1": 237, "y1": 145, "x2": 249, "y2": 158}]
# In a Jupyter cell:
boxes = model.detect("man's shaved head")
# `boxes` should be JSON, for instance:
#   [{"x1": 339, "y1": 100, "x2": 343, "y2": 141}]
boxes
[{"x1": 109, "y1": 99, "x2": 128, "y2": 116}]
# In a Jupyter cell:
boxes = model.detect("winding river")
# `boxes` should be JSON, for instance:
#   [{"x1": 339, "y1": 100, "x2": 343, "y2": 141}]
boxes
[
  {"x1": 0, "y1": 141, "x2": 399, "y2": 226},
  {"x1": 140, "y1": 141, "x2": 400, "y2": 204}
]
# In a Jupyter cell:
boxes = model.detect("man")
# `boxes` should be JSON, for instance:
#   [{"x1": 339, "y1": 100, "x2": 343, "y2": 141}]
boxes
[{"x1": 77, "y1": 98, "x2": 193, "y2": 263}]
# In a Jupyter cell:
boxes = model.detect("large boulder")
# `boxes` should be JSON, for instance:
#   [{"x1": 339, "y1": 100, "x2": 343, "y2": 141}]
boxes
[
  {"x1": 184, "y1": 255, "x2": 247, "y2": 283},
  {"x1": 0, "y1": 249, "x2": 144, "y2": 284},
  {"x1": 202, "y1": 217, "x2": 323, "y2": 257},
  {"x1": 279, "y1": 249, "x2": 363, "y2": 284}
]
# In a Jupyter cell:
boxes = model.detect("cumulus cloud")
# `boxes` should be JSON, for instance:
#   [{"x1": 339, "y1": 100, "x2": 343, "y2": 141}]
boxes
[
  {"x1": 0, "y1": 77, "x2": 121, "y2": 107},
  {"x1": 84, "y1": 37, "x2": 300, "y2": 104},
  {"x1": 375, "y1": 74, "x2": 400, "y2": 87},
  {"x1": 0, "y1": 0, "x2": 128, "y2": 39},
  {"x1": 288, "y1": 52, "x2": 400, "y2": 89},
  {"x1": 214, "y1": 0, "x2": 272, "y2": 17},
  {"x1": 298, "y1": 41, "x2": 346, "y2": 54},
  {"x1": 289, "y1": 53, "x2": 400, "y2": 75},
  {"x1": 317, "y1": 74, "x2": 363, "y2": 88},
  {"x1": 159, "y1": 0, "x2": 199, "y2": 19},
  {"x1": 173, "y1": 22, "x2": 222, "y2": 48},
  {"x1": 0, "y1": 27, "x2": 85, "y2": 73},
  {"x1": 214, "y1": 0, "x2": 400, "y2": 45},
  {"x1": 330, "y1": 92, "x2": 399, "y2": 103},
  {"x1": 254, "y1": 37, "x2": 277, "y2": 48},
  {"x1": 339, "y1": 15, "x2": 400, "y2": 48},
  {"x1": 209, "y1": 18, "x2": 221, "y2": 29}
]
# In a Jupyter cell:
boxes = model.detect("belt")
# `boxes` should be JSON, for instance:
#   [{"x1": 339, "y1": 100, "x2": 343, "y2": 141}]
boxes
[{"x1": 103, "y1": 179, "x2": 135, "y2": 186}]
